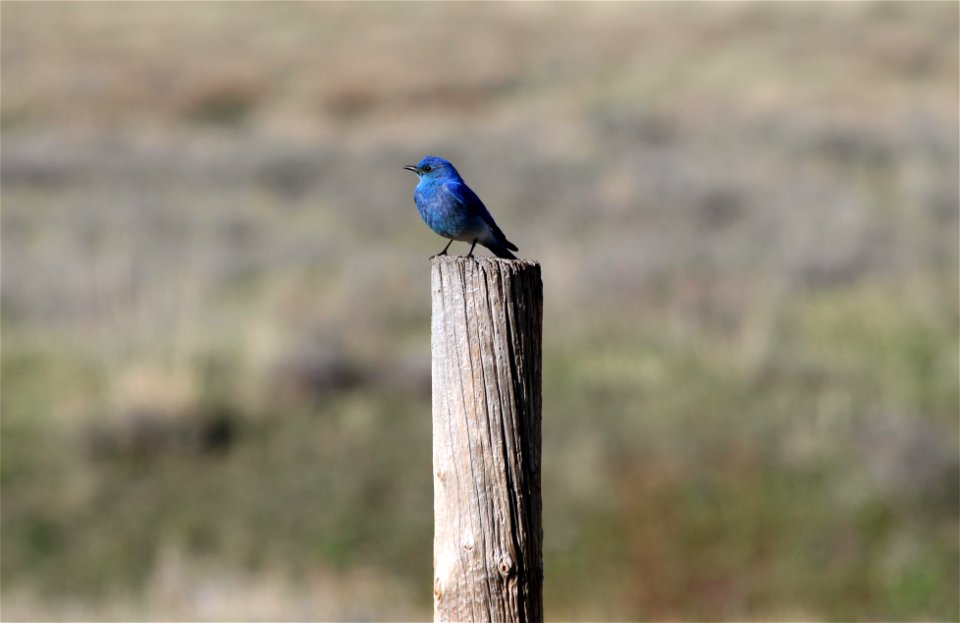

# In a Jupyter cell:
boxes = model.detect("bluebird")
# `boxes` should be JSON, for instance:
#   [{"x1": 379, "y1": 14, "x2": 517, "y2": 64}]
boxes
[{"x1": 403, "y1": 156, "x2": 519, "y2": 260}]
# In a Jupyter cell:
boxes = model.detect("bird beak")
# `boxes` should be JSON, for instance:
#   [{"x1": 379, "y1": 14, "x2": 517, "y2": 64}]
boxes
[{"x1": 403, "y1": 164, "x2": 421, "y2": 174}]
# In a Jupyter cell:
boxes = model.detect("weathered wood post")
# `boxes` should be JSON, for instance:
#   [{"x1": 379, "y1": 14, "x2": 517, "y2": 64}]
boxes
[{"x1": 430, "y1": 256, "x2": 543, "y2": 622}]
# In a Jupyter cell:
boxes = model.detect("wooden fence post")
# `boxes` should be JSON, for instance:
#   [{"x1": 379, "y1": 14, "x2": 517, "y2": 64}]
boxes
[{"x1": 430, "y1": 256, "x2": 543, "y2": 623}]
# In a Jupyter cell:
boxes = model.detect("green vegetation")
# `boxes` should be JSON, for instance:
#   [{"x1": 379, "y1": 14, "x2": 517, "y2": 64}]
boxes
[{"x1": 2, "y1": 2, "x2": 957, "y2": 620}]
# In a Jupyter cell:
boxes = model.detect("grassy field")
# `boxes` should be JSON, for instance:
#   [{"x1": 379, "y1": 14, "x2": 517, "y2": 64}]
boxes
[{"x1": 2, "y1": 3, "x2": 958, "y2": 620}]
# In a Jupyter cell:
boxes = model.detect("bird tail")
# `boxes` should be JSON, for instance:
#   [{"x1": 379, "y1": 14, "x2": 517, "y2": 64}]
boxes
[{"x1": 483, "y1": 242, "x2": 518, "y2": 260}]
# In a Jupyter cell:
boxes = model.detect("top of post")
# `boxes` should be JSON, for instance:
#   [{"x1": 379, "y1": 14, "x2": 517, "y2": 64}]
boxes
[{"x1": 430, "y1": 255, "x2": 540, "y2": 271}]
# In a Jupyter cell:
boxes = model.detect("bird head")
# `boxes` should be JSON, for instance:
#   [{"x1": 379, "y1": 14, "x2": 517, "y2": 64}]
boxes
[{"x1": 403, "y1": 156, "x2": 460, "y2": 181}]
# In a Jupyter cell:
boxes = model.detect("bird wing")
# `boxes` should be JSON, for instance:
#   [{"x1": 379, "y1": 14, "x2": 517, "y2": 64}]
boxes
[{"x1": 447, "y1": 181, "x2": 518, "y2": 251}]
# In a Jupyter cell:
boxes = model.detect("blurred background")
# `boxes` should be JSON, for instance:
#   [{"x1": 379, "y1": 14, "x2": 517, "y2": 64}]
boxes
[{"x1": 2, "y1": 2, "x2": 958, "y2": 621}]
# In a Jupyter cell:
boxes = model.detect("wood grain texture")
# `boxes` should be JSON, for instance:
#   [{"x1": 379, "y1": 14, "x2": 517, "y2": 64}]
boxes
[{"x1": 431, "y1": 256, "x2": 543, "y2": 623}]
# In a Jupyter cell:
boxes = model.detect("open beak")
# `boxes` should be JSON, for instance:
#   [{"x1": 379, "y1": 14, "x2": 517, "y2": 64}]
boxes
[{"x1": 403, "y1": 164, "x2": 421, "y2": 174}]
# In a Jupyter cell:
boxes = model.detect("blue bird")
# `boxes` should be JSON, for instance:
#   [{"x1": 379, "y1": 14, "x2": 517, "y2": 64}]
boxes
[{"x1": 404, "y1": 156, "x2": 519, "y2": 260}]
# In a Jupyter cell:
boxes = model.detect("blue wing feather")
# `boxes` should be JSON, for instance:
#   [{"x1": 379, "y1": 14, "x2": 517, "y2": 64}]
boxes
[{"x1": 447, "y1": 181, "x2": 518, "y2": 251}]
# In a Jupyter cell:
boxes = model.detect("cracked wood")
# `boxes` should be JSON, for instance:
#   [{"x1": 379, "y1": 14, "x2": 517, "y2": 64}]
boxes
[{"x1": 431, "y1": 256, "x2": 543, "y2": 623}]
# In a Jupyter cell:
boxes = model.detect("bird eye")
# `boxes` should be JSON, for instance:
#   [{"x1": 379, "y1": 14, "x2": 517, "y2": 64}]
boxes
[{"x1": 422, "y1": 165, "x2": 432, "y2": 172}]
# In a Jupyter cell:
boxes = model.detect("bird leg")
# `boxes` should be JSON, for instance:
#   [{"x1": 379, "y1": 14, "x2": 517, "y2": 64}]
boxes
[
  {"x1": 431, "y1": 239, "x2": 454, "y2": 259},
  {"x1": 466, "y1": 239, "x2": 478, "y2": 257}
]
